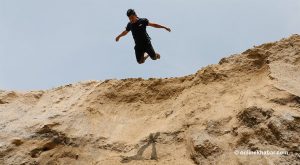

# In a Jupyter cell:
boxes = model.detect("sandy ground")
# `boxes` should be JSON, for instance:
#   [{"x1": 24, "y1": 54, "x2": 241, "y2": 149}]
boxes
[{"x1": 0, "y1": 35, "x2": 300, "y2": 165}]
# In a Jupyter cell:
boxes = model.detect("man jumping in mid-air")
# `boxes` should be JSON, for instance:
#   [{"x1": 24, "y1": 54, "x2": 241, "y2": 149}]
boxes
[{"x1": 115, "y1": 9, "x2": 171, "y2": 64}]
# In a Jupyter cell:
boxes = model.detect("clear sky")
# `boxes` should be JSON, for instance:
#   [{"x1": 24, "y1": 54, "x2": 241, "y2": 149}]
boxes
[{"x1": 1, "y1": 0, "x2": 300, "y2": 90}]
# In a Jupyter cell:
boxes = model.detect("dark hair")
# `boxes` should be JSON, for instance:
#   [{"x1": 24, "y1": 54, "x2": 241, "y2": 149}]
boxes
[{"x1": 127, "y1": 9, "x2": 136, "y2": 17}]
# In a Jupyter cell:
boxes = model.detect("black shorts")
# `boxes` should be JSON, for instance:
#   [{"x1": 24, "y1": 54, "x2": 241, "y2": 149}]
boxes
[{"x1": 134, "y1": 42, "x2": 157, "y2": 63}]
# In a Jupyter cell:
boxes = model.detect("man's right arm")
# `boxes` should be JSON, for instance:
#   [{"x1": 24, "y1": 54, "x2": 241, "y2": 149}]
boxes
[{"x1": 115, "y1": 30, "x2": 129, "y2": 42}]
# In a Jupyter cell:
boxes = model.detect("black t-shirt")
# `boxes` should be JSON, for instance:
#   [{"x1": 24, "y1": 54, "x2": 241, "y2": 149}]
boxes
[{"x1": 126, "y1": 18, "x2": 151, "y2": 45}]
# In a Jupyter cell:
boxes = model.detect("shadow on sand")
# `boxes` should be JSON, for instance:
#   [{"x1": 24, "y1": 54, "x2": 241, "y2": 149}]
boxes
[{"x1": 121, "y1": 132, "x2": 160, "y2": 163}]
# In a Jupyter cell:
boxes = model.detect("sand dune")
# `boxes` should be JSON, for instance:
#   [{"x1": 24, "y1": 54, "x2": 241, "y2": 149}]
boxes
[{"x1": 1, "y1": 35, "x2": 300, "y2": 164}]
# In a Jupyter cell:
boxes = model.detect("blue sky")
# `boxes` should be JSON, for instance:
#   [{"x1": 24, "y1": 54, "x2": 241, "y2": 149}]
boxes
[{"x1": 1, "y1": 0, "x2": 300, "y2": 90}]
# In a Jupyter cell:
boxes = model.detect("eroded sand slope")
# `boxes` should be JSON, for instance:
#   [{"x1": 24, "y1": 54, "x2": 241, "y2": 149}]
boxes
[{"x1": 1, "y1": 35, "x2": 300, "y2": 165}]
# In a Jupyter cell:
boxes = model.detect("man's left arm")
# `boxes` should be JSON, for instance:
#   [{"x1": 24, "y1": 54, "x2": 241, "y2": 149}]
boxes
[{"x1": 148, "y1": 22, "x2": 171, "y2": 32}]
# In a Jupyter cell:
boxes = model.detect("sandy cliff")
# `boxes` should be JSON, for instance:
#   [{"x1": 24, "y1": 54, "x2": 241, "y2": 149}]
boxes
[{"x1": 1, "y1": 35, "x2": 300, "y2": 165}]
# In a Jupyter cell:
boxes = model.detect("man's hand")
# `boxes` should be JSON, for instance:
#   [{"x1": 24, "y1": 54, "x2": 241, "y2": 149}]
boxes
[
  {"x1": 165, "y1": 27, "x2": 171, "y2": 32},
  {"x1": 115, "y1": 36, "x2": 120, "y2": 42}
]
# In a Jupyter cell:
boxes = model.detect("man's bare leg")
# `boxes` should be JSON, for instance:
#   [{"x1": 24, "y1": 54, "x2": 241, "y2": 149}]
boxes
[
  {"x1": 143, "y1": 53, "x2": 150, "y2": 63},
  {"x1": 141, "y1": 53, "x2": 160, "y2": 63}
]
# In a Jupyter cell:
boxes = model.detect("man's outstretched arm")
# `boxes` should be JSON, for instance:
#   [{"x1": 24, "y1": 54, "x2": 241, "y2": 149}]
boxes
[
  {"x1": 115, "y1": 30, "x2": 129, "y2": 42},
  {"x1": 148, "y1": 22, "x2": 171, "y2": 32}
]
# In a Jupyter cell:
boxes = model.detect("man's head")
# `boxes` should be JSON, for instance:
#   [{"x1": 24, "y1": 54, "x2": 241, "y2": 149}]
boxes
[{"x1": 127, "y1": 9, "x2": 138, "y2": 23}]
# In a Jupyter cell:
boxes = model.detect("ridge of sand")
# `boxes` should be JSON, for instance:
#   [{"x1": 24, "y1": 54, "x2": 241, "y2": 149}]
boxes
[{"x1": 1, "y1": 34, "x2": 300, "y2": 165}]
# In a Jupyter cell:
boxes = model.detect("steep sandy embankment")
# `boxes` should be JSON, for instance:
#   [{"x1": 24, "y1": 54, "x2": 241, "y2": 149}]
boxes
[{"x1": 1, "y1": 35, "x2": 300, "y2": 165}]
